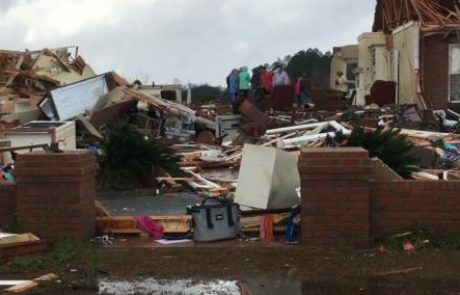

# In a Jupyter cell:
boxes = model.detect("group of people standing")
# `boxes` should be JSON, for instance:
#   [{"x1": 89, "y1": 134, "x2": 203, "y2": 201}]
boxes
[
  {"x1": 226, "y1": 67, "x2": 251, "y2": 101},
  {"x1": 226, "y1": 65, "x2": 312, "y2": 109}
]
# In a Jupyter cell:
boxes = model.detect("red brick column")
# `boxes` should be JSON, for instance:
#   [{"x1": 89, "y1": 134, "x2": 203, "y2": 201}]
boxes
[
  {"x1": 298, "y1": 148, "x2": 372, "y2": 247},
  {"x1": 15, "y1": 152, "x2": 97, "y2": 241},
  {"x1": 0, "y1": 183, "x2": 17, "y2": 228}
]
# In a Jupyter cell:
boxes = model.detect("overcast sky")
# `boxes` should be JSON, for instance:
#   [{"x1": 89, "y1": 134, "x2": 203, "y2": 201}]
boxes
[{"x1": 0, "y1": 0, "x2": 375, "y2": 86}]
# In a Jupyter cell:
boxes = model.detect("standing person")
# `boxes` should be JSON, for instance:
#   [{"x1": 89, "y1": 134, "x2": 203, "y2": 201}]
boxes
[
  {"x1": 300, "y1": 77, "x2": 313, "y2": 107},
  {"x1": 228, "y1": 69, "x2": 240, "y2": 104},
  {"x1": 238, "y1": 66, "x2": 251, "y2": 97},
  {"x1": 294, "y1": 76, "x2": 303, "y2": 105},
  {"x1": 272, "y1": 65, "x2": 290, "y2": 87},
  {"x1": 253, "y1": 66, "x2": 266, "y2": 110},
  {"x1": 261, "y1": 66, "x2": 273, "y2": 94},
  {"x1": 335, "y1": 71, "x2": 349, "y2": 95},
  {"x1": 226, "y1": 70, "x2": 232, "y2": 104},
  {"x1": 335, "y1": 71, "x2": 349, "y2": 107}
]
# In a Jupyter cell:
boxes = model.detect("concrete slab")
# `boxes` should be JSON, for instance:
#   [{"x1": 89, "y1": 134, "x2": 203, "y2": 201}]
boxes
[{"x1": 97, "y1": 192, "x2": 203, "y2": 216}]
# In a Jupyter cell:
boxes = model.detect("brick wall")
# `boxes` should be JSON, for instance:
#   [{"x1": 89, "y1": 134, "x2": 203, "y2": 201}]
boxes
[
  {"x1": 15, "y1": 151, "x2": 97, "y2": 241},
  {"x1": 299, "y1": 148, "x2": 460, "y2": 248},
  {"x1": 0, "y1": 182, "x2": 17, "y2": 228},
  {"x1": 299, "y1": 147, "x2": 372, "y2": 247},
  {"x1": 371, "y1": 181, "x2": 460, "y2": 237}
]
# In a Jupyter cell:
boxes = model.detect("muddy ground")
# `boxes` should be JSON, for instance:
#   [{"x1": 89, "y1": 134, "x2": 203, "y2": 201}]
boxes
[{"x1": 2, "y1": 244, "x2": 460, "y2": 294}]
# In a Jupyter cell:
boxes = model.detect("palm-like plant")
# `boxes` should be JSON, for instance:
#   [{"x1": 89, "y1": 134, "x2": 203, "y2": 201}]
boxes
[
  {"x1": 98, "y1": 121, "x2": 180, "y2": 190},
  {"x1": 346, "y1": 127, "x2": 418, "y2": 178}
]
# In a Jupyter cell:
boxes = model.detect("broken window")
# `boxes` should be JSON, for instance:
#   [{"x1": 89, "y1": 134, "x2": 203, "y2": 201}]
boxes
[
  {"x1": 449, "y1": 44, "x2": 460, "y2": 103},
  {"x1": 161, "y1": 90, "x2": 177, "y2": 101},
  {"x1": 346, "y1": 60, "x2": 358, "y2": 85}
]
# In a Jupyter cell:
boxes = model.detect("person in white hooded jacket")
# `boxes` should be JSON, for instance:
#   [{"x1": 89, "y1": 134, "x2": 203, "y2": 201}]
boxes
[{"x1": 272, "y1": 66, "x2": 290, "y2": 86}]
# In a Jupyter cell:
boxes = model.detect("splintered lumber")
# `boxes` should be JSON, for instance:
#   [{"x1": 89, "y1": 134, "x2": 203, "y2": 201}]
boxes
[
  {"x1": 181, "y1": 167, "x2": 229, "y2": 195},
  {"x1": 5, "y1": 273, "x2": 57, "y2": 293},
  {"x1": 0, "y1": 233, "x2": 39, "y2": 246},
  {"x1": 412, "y1": 171, "x2": 440, "y2": 180},
  {"x1": 0, "y1": 240, "x2": 47, "y2": 260},
  {"x1": 96, "y1": 215, "x2": 192, "y2": 235},
  {"x1": 95, "y1": 200, "x2": 111, "y2": 217},
  {"x1": 240, "y1": 213, "x2": 290, "y2": 233},
  {"x1": 376, "y1": 0, "x2": 460, "y2": 31},
  {"x1": 375, "y1": 267, "x2": 423, "y2": 276}
]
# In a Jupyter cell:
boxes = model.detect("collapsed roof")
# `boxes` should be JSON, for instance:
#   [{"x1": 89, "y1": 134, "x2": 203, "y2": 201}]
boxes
[
  {"x1": 373, "y1": 0, "x2": 460, "y2": 32},
  {"x1": 0, "y1": 46, "x2": 95, "y2": 103}
]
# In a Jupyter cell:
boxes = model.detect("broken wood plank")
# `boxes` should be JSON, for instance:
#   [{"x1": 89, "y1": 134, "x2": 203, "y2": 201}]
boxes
[
  {"x1": 0, "y1": 233, "x2": 39, "y2": 246},
  {"x1": 375, "y1": 267, "x2": 423, "y2": 276},
  {"x1": 5, "y1": 273, "x2": 57, "y2": 293},
  {"x1": 77, "y1": 115, "x2": 103, "y2": 139},
  {"x1": 96, "y1": 216, "x2": 192, "y2": 234},
  {"x1": 0, "y1": 240, "x2": 48, "y2": 260}
]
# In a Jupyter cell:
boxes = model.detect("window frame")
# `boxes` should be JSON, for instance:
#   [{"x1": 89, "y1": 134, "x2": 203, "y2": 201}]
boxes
[{"x1": 448, "y1": 44, "x2": 460, "y2": 103}]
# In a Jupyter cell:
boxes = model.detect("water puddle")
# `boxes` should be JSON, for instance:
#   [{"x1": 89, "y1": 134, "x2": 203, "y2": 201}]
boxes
[{"x1": 98, "y1": 278, "x2": 240, "y2": 294}]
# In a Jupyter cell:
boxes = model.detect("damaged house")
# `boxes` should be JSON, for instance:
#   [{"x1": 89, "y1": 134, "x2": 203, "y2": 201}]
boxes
[{"x1": 352, "y1": 0, "x2": 460, "y2": 110}]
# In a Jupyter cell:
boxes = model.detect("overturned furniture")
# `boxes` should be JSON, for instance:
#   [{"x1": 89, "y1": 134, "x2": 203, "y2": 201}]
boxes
[{"x1": 234, "y1": 144, "x2": 300, "y2": 210}]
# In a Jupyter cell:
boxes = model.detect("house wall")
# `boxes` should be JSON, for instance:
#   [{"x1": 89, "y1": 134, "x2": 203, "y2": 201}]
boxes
[
  {"x1": 330, "y1": 45, "x2": 358, "y2": 89},
  {"x1": 33, "y1": 55, "x2": 95, "y2": 85},
  {"x1": 420, "y1": 33, "x2": 460, "y2": 109},
  {"x1": 392, "y1": 22, "x2": 418, "y2": 105},
  {"x1": 356, "y1": 32, "x2": 386, "y2": 105}
]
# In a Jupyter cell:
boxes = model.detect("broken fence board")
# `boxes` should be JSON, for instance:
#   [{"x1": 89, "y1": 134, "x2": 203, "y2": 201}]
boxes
[{"x1": 96, "y1": 216, "x2": 192, "y2": 234}]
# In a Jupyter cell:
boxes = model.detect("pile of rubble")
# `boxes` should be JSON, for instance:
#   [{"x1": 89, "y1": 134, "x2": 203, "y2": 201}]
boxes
[
  {"x1": 1, "y1": 46, "x2": 459, "y2": 190},
  {"x1": 1, "y1": 46, "x2": 460, "y2": 245}
]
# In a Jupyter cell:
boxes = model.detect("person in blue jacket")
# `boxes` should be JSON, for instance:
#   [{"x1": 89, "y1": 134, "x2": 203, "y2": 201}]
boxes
[{"x1": 227, "y1": 69, "x2": 240, "y2": 103}]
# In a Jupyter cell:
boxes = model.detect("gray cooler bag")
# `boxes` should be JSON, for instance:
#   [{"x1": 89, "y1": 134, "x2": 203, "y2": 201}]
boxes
[{"x1": 191, "y1": 198, "x2": 240, "y2": 242}]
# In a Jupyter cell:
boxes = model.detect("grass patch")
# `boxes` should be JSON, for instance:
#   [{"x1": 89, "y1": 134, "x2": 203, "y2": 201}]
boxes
[
  {"x1": 3, "y1": 215, "x2": 23, "y2": 234},
  {"x1": 373, "y1": 223, "x2": 460, "y2": 251},
  {"x1": 9, "y1": 239, "x2": 82, "y2": 271}
]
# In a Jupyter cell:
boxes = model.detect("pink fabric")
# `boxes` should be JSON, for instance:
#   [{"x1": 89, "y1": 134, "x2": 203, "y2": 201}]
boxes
[
  {"x1": 403, "y1": 241, "x2": 415, "y2": 252},
  {"x1": 136, "y1": 216, "x2": 164, "y2": 238}
]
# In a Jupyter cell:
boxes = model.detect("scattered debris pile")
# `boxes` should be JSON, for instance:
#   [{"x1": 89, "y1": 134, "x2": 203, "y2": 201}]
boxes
[
  {"x1": 0, "y1": 47, "x2": 95, "y2": 119},
  {"x1": 0, "y1": 45, "x2": 459, "y2": 250},
  {"x1": 373, "y1": 0, "x2": 460, "y2": 31}
]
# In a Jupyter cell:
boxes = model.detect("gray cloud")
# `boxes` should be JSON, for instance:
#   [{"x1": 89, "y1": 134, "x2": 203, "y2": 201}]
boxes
[
  {"x1": 0, "y1": 0, "x2": 375, "y2": 85},
  {"x1": 0, "y1": 0, "x2": 16, "y2": 13}
]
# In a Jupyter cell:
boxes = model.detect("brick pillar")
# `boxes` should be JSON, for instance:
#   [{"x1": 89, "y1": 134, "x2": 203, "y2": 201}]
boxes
[
  {"x1": 298, "y1": 147, "x2": 372, "y2": 247},
  {"x1": 15, "y1": 151, "x2": 97, "y2": 241},
  {"x1": 0, "y1": 183, "x2": 17, "y2": 228}
]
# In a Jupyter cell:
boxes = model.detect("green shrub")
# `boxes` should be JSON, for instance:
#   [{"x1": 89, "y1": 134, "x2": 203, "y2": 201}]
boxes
[
  {"x1": 346, "y1": 127, "x2": 418, "y2": 178},
  {"x1": 10, "y1": 239, "x2": 81, "y2": 271},
  {"x1": 97, "y1": 121, "x2": 180, "y2": 190}
]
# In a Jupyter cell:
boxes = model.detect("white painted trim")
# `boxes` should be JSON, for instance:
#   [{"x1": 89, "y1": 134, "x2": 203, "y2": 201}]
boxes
[
  {"x1": 0, "y1": 281, "x2": 28, "y2": 286},
  {"x1": 448, "y1": 44, "x2": 460, "y2": 103},
  {"x1": 265, "y1": 122, "x2": 328, "y2": 135},
  {"x1": 392, "y1": 21, "x2": 416, "y2": 35},
  {"x1": 329, "y1": 120, "x2": 352, "y2": 135},
  {"x1": 282, "y1": 132, "x2": 337, "y2": 148}
]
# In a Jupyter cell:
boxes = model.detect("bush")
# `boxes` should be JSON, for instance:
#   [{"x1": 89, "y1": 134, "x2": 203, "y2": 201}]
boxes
[
  {"x1": 10, "y1": 239, "x2": 81, "y2": 271},
  {"x1": 346, "y1": 127, "x2": 418, "y2": 178},
  {"x1": 97, "y1": 121, "x2": 180, "y2": 190}
]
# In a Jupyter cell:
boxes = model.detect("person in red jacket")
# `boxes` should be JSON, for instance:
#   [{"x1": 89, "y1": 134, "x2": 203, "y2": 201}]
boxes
[{"x1": 260, "y1": 66, "x2": 274, "y2": 94}]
